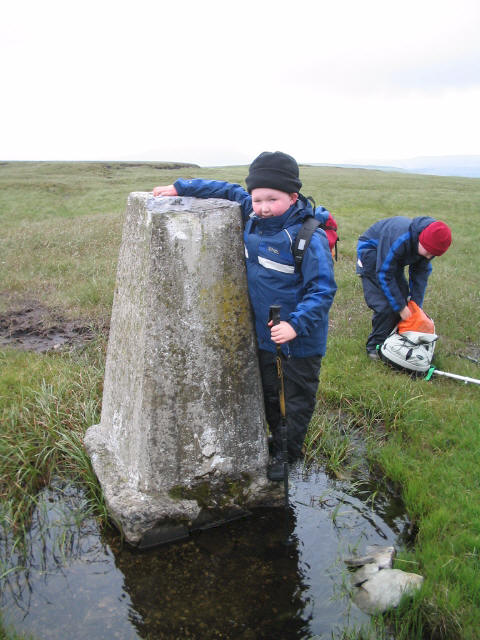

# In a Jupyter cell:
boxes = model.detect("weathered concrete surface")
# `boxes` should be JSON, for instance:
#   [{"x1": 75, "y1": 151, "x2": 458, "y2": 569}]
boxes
[{"x1": 85, "y1": 193, "x2": 281, "y2": 546}]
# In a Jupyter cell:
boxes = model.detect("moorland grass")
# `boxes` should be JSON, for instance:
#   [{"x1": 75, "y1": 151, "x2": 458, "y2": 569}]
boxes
[
  {"x1": 0, "y1": 340, "x2": 108, "y2": 539},
  {"x1": 0, "y1": 161, "x2": 479, "y2": 639}
]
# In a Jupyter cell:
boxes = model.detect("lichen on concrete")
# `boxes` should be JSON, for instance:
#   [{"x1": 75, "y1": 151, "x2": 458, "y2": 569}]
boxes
[{"x1": 85, "y1": 193, "x2": 282, "y2": 547}]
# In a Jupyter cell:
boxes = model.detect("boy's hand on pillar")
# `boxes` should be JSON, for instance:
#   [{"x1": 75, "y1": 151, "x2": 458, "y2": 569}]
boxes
[{"x1": 153, "y1": 185, "x2": 178, "y2": 197}]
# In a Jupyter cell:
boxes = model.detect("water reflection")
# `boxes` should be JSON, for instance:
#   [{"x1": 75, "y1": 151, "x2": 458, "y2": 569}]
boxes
[
  {"x1": 1, "y1": 463, "x2": 410, "y2": 639},
  {"x1": 118, "y1": 509, "x2": 309, "y2": 639}
]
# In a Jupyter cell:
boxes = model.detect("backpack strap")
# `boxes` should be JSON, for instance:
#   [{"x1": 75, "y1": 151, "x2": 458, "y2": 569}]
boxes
[
  {"x1": 294, "y1": 196, "x2": 339, "y2": 269},
  {"x1": 293, "y1": 215, "x2": 321, "y2": 272}
]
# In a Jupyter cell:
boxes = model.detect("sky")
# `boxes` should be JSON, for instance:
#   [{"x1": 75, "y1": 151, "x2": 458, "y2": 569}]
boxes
[{"x1": 2, "y1": 0, "x2": 480, "y2": 167}]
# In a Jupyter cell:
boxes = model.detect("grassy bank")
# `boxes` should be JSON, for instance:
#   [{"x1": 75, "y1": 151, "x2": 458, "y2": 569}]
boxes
[{"x1": 1, "y1": 161, "x2": 479, "y2": 639}]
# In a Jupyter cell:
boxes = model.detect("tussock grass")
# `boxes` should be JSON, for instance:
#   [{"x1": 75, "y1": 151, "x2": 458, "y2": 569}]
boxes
[
  {"x1": 0, "y1": 339, "x2": 108, "y2": 538},
  {"x1": 1, "y1": 161, "x2": 479, "y2": 639},
  {"x1": 304, "y1": 409, "x2": 361, "y2": 477}
]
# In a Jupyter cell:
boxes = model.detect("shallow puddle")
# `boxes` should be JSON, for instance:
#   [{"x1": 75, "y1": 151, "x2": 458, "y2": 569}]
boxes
[{"x1": 1, "y1": 464, "x2": 409, "y2": 639}]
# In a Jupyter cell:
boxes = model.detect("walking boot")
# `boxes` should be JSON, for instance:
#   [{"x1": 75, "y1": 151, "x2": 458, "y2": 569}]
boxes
[
  {"x1": 367, "y1": 347, "x2": 380, "y2": 360},
  {"x1": 267, "y1": 451, "x2": 286, "y2": 482}
]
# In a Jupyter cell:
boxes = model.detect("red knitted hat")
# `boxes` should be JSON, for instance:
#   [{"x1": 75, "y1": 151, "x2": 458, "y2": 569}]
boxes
[{"x1": 419, "y1": 221, "x2": 452, "y2": 256}]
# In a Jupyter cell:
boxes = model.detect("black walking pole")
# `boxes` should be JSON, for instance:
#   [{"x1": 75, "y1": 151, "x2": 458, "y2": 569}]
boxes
[{"x1": 269, "y1": 305, "x2": 289, "y2": 509}]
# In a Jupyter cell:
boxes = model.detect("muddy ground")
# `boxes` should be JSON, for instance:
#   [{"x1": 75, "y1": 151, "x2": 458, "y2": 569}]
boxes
[
  {"x1": 1, "y1": 302, "x2": 479, "y2": 366},
  {"x1": 0, "y1": 303, "x2": 102, "y2": 352}
]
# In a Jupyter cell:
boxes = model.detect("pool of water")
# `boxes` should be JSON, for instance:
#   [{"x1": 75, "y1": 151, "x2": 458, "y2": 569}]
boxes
[{"x1": 1, "y1": 462, "x2": 410, "y2": 639}]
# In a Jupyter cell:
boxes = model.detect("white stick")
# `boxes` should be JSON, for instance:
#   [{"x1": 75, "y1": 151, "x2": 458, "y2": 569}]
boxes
[{"x1": 433, "y1": 370, "x2": 480, "y2": 385}]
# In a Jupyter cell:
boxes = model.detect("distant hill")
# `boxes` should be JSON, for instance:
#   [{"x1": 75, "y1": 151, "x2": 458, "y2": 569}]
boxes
[
  {"x1": 311, "y1": 155, "x2": 480, "y2": 178},
  {"x1": 393, "y1": 155, "x2": 480, "y2": 178}
]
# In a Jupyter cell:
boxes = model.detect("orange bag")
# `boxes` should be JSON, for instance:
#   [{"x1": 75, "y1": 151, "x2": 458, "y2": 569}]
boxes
[{"x1": 397, "y1": 300, "x2": 435, "y2": 334}]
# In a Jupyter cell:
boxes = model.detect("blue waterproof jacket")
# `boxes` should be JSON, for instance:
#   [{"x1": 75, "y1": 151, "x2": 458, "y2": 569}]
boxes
[
  {"x1": 356, "y1": 216, "x2": 435, "y2": 312},
  {"x1": 174, "y1": 179, "x2": 337, "y2": 357}
]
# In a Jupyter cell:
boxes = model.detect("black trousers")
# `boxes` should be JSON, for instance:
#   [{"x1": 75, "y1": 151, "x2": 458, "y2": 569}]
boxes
[
  {"x1": 259, "y1": 349, "x2": 322, "y2": 459},
  {"x1": 361, "y1": 273, "x2": 401, "y2": 351},
  {"x1": 357, "y1": 248, "x2": 406, "y2": 352}
]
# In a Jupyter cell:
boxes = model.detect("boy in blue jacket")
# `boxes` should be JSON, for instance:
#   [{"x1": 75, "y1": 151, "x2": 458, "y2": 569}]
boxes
[
  {"x1": 153, "y1": 151, "x2": 337, "y2": 481},
  {"x1": 356, "y1": 216, "x2": 452, "y2": 359}
]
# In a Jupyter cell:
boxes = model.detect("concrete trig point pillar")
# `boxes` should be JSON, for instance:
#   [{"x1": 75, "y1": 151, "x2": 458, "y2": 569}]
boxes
[{"x1": 85, "y1": 193, "x2": 281, "y2": 547}]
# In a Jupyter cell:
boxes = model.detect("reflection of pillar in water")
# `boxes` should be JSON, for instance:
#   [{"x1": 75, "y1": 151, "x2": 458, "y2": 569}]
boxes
[
  {"x1": 111, "y1": 507, "x2": 309, "y2": 638},
  {"x1": 85, "y1": 193, "x2": 282, "y2": 547}
]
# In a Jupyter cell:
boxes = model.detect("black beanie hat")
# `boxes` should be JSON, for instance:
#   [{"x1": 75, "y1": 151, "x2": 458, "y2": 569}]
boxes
[{"x1": 245, "y1": 151, "x2": 302, "y2": 194}]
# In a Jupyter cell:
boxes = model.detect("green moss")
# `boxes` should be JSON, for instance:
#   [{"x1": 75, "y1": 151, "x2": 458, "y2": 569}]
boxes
[
  {"x1": 168, "y1": 481, "x2": 216, "y2": 508},
  {"x1": 226, "y1": 480, "x2": 248, "y2": 505},
  {"x1": 168, "y1": 485, "x2": 185, "y2": 501},
  {"x1": 199, "y1": 277, "x2": 252, "y2": 363},
  {"x1": 168, "y1": 475, "x2": 252, "y2": 509}
]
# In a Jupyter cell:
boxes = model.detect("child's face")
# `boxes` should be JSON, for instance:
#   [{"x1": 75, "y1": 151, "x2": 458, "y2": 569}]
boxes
[
  {"x1": 418, "y1": 242, "x2": 434, "y2": 260},
  {"x1": 251, "y1": 188, "x2": 298, "y2": 218}
]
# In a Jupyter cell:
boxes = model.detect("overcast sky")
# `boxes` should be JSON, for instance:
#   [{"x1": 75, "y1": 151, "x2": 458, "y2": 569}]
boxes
[{"x1": 2, "y1": 0, "x2": 479, "y2": 166}]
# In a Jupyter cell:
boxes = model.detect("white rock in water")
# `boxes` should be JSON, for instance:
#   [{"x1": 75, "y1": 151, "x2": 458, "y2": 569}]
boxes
[
  {"x1": 350, "y1": 562, "x2": 379, "y2": 586},
  {"x1": 344, "y1": 545, "x2": 395, "y2": 569},
  {"x1": 352, "y1": 568, "x2": 424, "y2": 614}
]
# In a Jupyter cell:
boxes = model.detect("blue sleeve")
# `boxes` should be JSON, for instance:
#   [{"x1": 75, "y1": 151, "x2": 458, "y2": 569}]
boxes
[
  {"x1": 376, "y1": 232, "x2": 411, "y2": 312},
  {"x1": 288, "y1": 231, "x2": 337, "y2": 336},
  {"x1": 409, "y1": 260, "x2": 432, "y2": 306},
  {"x1": 174, "y1": 179, "x2": 253, "y2": 221}
]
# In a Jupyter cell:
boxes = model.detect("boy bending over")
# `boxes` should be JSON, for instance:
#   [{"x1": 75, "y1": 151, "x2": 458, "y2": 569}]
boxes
[{"x1": 356, "y1": 216, "x2": 452, "y2": 359}]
